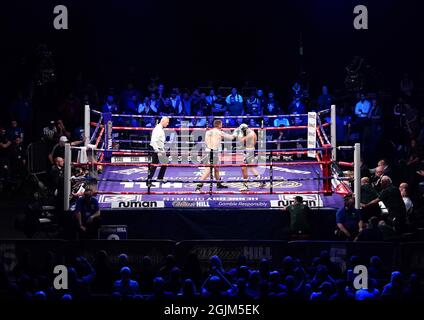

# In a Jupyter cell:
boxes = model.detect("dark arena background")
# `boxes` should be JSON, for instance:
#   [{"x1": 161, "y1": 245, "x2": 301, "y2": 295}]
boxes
[{"x1": 1, "y1": 0, "x2": 424, "y2": 310}]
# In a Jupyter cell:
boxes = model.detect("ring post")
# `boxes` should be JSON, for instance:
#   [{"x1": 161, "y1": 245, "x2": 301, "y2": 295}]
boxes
[
  {"x1": 354, "y1": 142, "x2": 361, "y2": 209},
  {"x1": 269, "y1": 150, "x2": 273, "y2": 194},
  {"x1": 147, "y1": 149, "x2": 151, "y2": 194},
  {"x1": 322, "y1": 146, "x2": 332, "y2": 195},
  {"x1": 84, "y1": 105, "x2": 90, "y2": 147},
  {"x1": 64, "y1": 143, "x2": 71, "y2": 211},
  {"x1": 331, "y1": 105, "x2": 336, "y2": 161},
  {"x1": 209, "y1": 149, "x2": 213, "y2": 195}
]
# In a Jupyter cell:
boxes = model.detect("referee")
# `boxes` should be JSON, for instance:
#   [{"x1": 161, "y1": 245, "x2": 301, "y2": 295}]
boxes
[{"x1": 147, "y1": 117, "x2": 169, "y2": 187}]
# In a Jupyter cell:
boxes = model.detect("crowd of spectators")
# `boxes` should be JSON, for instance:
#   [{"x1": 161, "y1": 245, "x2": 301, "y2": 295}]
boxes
[
  {"x1": 334, "y1": 151, "x2": 424, "y2": 241},
  {"x1": 1, "y1": 250, "x2": 422, "y2": 301},
  {"x1": 1, "y1": 74, "x2": 424, "y2": 241},
  {"x1": 99, "y1": 83, "x2": 313, "y2": 130}
]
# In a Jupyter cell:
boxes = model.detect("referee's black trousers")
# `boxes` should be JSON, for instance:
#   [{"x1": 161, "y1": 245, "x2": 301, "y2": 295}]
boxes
[{"x1": 147, "y1": 146, "x2": 167, "y2": 182}]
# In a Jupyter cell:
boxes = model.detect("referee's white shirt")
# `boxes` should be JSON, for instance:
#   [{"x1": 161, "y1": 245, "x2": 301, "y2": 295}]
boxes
[{"x1": 150, "y1": 124, "x2": 165, "y2": 152}]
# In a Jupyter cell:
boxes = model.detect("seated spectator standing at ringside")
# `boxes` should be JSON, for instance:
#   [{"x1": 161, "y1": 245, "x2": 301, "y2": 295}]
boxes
[
  {"x1": 162, "y1": 98, "x2": 174, "y2": 116},
  {"x1": 73, "y1": 127, "x2": 85, "y2": 146},
  {"x1": 399, "y1": 183, "x2": 414, "y2": 225},
  {"x1": 264, "y1": 92, "x2": 281, "y2": 115},
  {"x1": 113, "y1": 267, "x2": 140, "y2": 299},
  {"x1": 7, "y1": 120, "x2": 24, "y2": 142},
  {"x1": 121, "y1": 83, "x2": 141, "y2": 114},
  {"x1": 360, "y1": 177, "x2": 380, "y2": 220},
  {"x1": 354, "y1": 93, "x2": 371, "y2": 118},
  {"x1": 65, "y1": 257, "x2": 96, "y2": 300},
  {"x1": 208, "y1": 89, "x2": 226, "y2": 116},
  {"x1": 49, "y1": 136, "x2": 67, "y2": 164},
  {"x1": 287, "y1": 196, "x2": 313, "y2": 238},
  {"x1": 200, "y1": 92, "x2": 211, "y2": 114},
  {"x1": 190, "y1": 89, "x2": 202, "y2": 114},
  {"x1": 0, "y1": 127, "x2": 12, "y2": 174},
  {"x1": 138, "y1": 96, "x2": 158, "y2": 123},
  {"x1": 170, "y1": 89, "x2": 183, "y2": 114},
  {"x1": 246, "y1": 91, "x2": 263, "y2": 116},
  {"x1": 223, "y1": 111, "x2": 236, "y2": 127},
  {"x1": 9, "y1": 136, "x2": 27, "y2": 181},
  {"x1": 49, "y1": 157, "x2": 64, "y2": 194},
  {"x1": 256, "y1": 89, "x2": 266, "y2": 111},
  {"x1": 310, "y1": 282, "x2": 333, "y2": 301},
  {"x1": 48, "y1": 135, "x2": 84, "y2": 164},
  {"x1": 202, "y1": 275, "x2": 230, "y2": 300},
  {"x1": 55, "y1": 119, "x2": 71, "y2": 140},
  {"x1": 181, "y1": 92, "x2": 192, "y2": 116},
  {"x1": 377, "y1": 159, "x2": 392, "y2": 178},
  {"x1": 274, "y1": 116, "x2": 290, "y2": 128},
  {"x1": 225, "y1": 87, "x2": 243, "y2": 105},
  {"x1": 194, "y1": 110, "x2": 207, "y2": 127},
  {"x1": 317, "y1": 85, "x2": 333, "y2": 111},
  {"x1": 355, "y1": 216, "x2": 384, "y2": 241},
  {"x1": 102, "y1": 95, "x2": 120, "y2": 113},
  {"x1": 288, "y1": 97, "x2": 305, "y2": 115},
  {"x1": 382, "y1": 271, "x2": 404, "y2": 300},
  {"x1": 371, "y1": 165, "x2": 386, "y2": 192},
  {"x1": 336, "y1": 197, "x2": 364, "y2": 240},
  {"x1": 227, "y1": 95, "x2": 244, "y2": 116},
  {"x1": 329, "y1": 279, "x2": 355, "y2": 301},
  {"x1": 74, "y1": 188, "x2": 101, "y2": 239},
  {"x1": 362, "y1": 176, "x2": 406, "y2": 232},
  {"x1": 355, "y1": 278, "x2": 380, "y2": 300},
  {"x1": 42, "y1": 120, "x2": 58, "y2": 147},
  {"x1": 177, "y1": 279, "x2": 200, "y2": 300},
  {"x1": 145, "y1": 277, "x2": 175, "y2": 301}
]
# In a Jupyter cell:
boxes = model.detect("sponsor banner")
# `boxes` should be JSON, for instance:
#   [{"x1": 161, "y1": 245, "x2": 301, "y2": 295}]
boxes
[
  {"x1": 112, "y1": 156, "x2": 148, "y2": 163},
  {"x1": 271, "y1": 194, "x2": 323, "y2": 208},
  {"x1": 103, "y1": 112, "x2": 113, "y2": 160},
  {"x1": 170, "y1": 200, "x2": 269, "y2": 209},
  {"x1": 193, "y1": 245, "x2": 273, "y2": 264},
  {"x1": 102, "y1": 195, "x2": 322, "y2": 209},
  {"x1": 177, "y1": 241, "x2": 288, "y2": 271},
  {"x1": 111, "y1": 200, "x2": 165, "y2": 209},
  {"x1": 307, "y1": 112, "x2": 317, "y2": 158},
  {"x1": 107, "y1": 199, "x2": 270, "y2": 209},
  {"x1": 98, "y1": 225, "x2": 128, "y2": 240}
]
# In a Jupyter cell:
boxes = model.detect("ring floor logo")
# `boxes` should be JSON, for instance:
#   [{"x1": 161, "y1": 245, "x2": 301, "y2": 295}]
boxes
[{"x1": 116, "y1": 179, "x2": 303, "y2": 190}]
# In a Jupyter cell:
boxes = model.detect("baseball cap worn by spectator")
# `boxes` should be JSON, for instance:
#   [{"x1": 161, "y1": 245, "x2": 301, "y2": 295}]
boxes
[{"x1": 60, "y1": 136, "x2": 69, "y2": 143}]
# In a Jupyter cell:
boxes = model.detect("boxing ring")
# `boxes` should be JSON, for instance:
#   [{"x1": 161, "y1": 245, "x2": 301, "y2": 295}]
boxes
[{"x1": 63, "y1": 105, "x2": 362, "y2": 213}]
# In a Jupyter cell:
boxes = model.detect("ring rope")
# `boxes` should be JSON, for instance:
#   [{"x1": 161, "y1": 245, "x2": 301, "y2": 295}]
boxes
[
  {"x1": 113, "y1": 139, "x2": 308, "y2": 144},
  {"x1": 92, "y1": 107, "x2": 331, "y2": 118},
  {"x1": 74, "y1": 177, "x2": 334, "y2": 184},
  {"x1": 72, "y1": 161, "x2": 330, "y2": 168},
  {"x1": 71, "y1": 146, "x2": 332, "y2": 153},
  {"x1": 89, "y1": 115, "x2": 103, "y2": 144}
]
